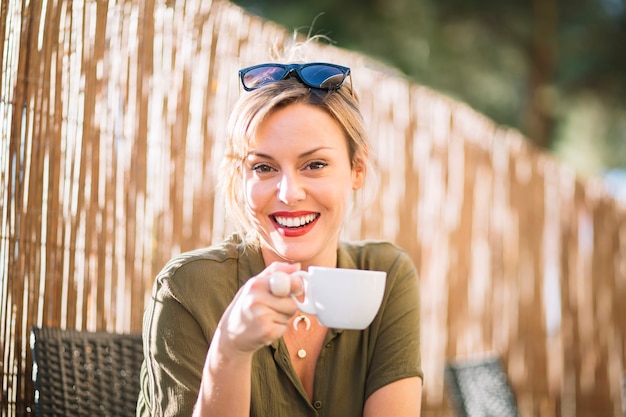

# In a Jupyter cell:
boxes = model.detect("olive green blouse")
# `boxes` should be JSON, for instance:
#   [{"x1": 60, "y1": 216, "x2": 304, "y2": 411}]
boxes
[{"x1": 137, "y1": 234, "x2": 422, "y2": 416}]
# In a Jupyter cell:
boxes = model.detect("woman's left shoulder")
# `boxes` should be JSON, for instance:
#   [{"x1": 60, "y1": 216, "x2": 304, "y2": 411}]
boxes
[{"x1": 338, "y1": 240, "x2": 415, "y2": 271}]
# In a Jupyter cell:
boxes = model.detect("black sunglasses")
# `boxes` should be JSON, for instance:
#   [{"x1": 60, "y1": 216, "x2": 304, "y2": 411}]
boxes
[{"x1": 238, "y1": 62, "x2": 351, "y2": 92}]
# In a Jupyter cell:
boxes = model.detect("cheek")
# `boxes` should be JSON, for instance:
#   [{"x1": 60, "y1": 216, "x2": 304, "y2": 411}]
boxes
[
  {"x1": 245, "y1": 179, "x2": 273, "y2": 211},
  {"x1": 322, "y1": 177, "x2": 354, "y2": 207}
]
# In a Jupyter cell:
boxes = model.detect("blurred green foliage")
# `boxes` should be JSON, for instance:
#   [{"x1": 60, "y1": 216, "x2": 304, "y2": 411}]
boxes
[{"x1": 232, "y1": 0, "x2": 626, "y2": 177}]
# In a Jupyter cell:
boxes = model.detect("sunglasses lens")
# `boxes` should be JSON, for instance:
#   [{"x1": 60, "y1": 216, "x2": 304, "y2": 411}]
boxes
[
  {"x1": 241, "y1": 66, "x2": 288, "y2": 90},
  {"x1": 239, "y1": 63, "x2": 349, "y2": 91},
  {"x1": 300, "y1": 64, "x2": 347, "y2": 89}
]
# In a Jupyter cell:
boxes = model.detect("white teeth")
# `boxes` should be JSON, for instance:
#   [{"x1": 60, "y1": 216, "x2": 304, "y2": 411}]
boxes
[{"x1": 274, "y1": 214, "x2": 317, "y2": 228}]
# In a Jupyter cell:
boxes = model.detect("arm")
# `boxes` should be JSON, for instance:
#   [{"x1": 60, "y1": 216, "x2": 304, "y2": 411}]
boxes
[
  {"x1": 192, "y1": 329, "x2": 253, "y2": 417},
  {"x1": 192, "y1": 262, "x2": 302, "y2": 417},
  {"x1": 361, "y1": 245, "x2": 423, "y2": 417},
  {"x1": 363, "y1": 377, "x2": 422, "y2": 417}
]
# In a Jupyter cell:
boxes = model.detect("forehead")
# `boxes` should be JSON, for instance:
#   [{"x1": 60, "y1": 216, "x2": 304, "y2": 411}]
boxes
[{"x1": 250, "y1": 103, "x2": 346, "y2": 148}]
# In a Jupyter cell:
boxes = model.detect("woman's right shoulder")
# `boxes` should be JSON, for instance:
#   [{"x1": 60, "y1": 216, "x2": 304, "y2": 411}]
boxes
[
  {"x1": 153, "y1": 234, "x2": 250, "y2": 296},
  {"x1": 161, "y1": 238, "x2": 239, "y2": 273}
]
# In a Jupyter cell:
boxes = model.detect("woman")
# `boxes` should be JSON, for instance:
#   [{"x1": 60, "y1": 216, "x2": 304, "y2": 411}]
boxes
[{"x1": 137, "y1": 60, "x2": 423, "y2": 416}]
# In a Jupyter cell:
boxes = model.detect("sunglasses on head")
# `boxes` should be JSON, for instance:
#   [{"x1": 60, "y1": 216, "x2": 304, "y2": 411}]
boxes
[{"x1": 238, "y1": 62, "x2": 351, "y2": 92}]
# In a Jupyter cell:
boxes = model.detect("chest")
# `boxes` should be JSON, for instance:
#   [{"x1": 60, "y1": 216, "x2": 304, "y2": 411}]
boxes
[
  {"x1": 282, "y1": 324, "x2": 328, "y2": 399},
  {"x1": 250, "y1": 329, "x2": 371, "y2": 417}
]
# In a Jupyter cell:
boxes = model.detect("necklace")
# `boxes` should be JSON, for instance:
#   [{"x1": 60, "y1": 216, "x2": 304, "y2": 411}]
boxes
[{"x1": 292, "y1": 314, "x2": 312, "y2": 359}]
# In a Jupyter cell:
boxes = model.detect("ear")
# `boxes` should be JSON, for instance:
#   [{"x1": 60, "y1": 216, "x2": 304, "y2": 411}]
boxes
[{"x1": 351, "y1": 158, "x2": 366, "y2": 190}]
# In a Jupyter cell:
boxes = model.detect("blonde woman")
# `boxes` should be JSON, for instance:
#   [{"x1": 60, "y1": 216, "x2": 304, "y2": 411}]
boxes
[{"x1": 138, "y1": 59, "x2": 422, "y2": 416}]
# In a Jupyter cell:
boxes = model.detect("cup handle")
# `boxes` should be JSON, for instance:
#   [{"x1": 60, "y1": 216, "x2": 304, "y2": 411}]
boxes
[{"x1": 290, "y1": 271, "x2": 316, "y2": 315}]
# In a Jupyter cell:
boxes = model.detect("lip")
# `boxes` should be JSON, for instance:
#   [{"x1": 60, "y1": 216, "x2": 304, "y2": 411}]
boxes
[{"x1": 270, "y1": 211, "x2": 320, "y2": 237}]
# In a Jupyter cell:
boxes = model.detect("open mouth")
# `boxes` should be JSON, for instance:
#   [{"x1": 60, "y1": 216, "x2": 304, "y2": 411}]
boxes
[{"x1": 272, "y1": 213, "x2": 319, "y2": 229}]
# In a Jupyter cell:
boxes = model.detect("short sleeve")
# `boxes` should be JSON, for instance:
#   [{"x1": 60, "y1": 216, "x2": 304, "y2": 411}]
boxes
[
  {"x1": 138, "y1": 253, "x2": 241, "y2": 416},
  {"x1": 363, "y1": 246, "x2": 422, "y2": 399}
]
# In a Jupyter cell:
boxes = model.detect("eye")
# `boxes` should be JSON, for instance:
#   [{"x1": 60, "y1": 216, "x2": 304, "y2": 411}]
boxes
[
  {"x1": 305, "y1": 160, "x2": 328, "y2": 171},
  {"x1": 251, "y1": 163, "x2": 276, "y2": 174}
]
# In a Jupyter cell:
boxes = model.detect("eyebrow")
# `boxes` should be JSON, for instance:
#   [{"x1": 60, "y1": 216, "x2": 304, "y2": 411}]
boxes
[{"x1": 247, "y1": 146, "x2": 333, "y2": 160}]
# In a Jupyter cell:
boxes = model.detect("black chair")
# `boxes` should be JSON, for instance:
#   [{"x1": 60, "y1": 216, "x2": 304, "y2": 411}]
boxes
[
  {"x1": 30, "y1": 327, "x2": 143, "y2": 417},
  {"x1": 445, "y1": 356, "x2": 520, "y2": 417}
]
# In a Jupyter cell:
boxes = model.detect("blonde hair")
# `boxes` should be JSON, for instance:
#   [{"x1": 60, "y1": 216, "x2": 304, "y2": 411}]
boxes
[{"x1": 219, "y1": 64, "x2": 376, "y2": 246}]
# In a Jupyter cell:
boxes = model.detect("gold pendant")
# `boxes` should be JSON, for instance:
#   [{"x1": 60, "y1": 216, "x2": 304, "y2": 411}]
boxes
[{"x1": 297, "y1": 348, "x2": 307, "y2": 359}]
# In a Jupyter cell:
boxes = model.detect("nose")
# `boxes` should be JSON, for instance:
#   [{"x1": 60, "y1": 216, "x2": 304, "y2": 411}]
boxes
[{"x1": 277, "y1": 172, "x2": 306, "y2": 205}]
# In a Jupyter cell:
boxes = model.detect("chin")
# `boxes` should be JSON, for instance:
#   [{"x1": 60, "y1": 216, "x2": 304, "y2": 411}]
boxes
[
  {"x1": 274, "y1": 247, "x2": 308, "y2": 263},
  {"x1": 268, "y1": 241, "x2": 314, "y2": 263}
]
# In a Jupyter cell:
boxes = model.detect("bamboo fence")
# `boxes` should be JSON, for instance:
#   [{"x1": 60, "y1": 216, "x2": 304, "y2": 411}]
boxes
[{"x1": 1, "y1": 0, "x2": 625, "y2": 416}]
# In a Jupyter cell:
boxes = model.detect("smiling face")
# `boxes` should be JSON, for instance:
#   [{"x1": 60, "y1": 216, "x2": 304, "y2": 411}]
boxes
[{"x1": 244, "y1": 102, "x2": 365, "y2": 268}]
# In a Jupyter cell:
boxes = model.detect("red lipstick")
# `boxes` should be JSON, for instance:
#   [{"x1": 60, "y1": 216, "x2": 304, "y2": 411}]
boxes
[{"x1": 270, "y1": 211, "x2": 320, "y2": 237}]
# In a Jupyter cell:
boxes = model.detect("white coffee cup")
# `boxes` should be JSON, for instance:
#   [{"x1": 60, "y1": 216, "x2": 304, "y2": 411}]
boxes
[{"x1": 291, "y1": 267, "x2": 386, "y2": 330}]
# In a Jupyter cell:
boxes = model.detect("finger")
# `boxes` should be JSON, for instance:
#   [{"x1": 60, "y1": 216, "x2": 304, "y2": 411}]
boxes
[
  {"x1": 269, "y1": 271, "x2": 291, "y2": 297},
  {"x1": 289, "y1": 274, "x2": 304, "y2": 297}
]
